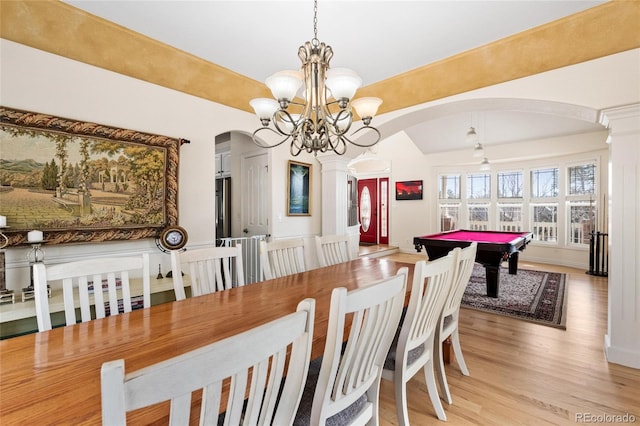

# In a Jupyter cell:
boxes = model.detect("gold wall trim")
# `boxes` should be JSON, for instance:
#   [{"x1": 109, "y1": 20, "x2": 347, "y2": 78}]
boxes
[
  {"x1": 0, "y1": 1, "x2": 271, "y2": 111},
  {"x1": 2, "y1": 1, "x2": 639, "y2": 115},
  {"x1": 363, "y1": 0, "x2": 640, "y2": 114}
]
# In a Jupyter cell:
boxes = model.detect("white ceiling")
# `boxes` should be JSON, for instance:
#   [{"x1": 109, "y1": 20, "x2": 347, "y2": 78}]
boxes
[{"x1": 63, "y1": 0, "x2": 608, "y2": 155}]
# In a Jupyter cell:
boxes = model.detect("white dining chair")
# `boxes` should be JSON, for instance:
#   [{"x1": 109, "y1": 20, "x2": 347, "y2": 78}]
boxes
[
  {"x1": 435, "y1": 242, "x2": 478, "y2": 404},
  {"x1": 33, "y1": 253, "x2": 150, "y2": 332},
  {"x1": 101, "y1": 298, "x2": 315, "y2": 426},
  {"x1": 260, "y1": 238, "x2": 306, "y2": 280},
  {"x1": 381, "y1": 252, "x2": 456, "y2": 424},
  {"x1": 170, "y1": 244, "x2": 244, "y2": 300},
  {"x1": 294, "y1": 268, "x2": 407, "y2": 425},
  {"x1": 314, "y1": 234, "x2": 353, "y2": 267}
]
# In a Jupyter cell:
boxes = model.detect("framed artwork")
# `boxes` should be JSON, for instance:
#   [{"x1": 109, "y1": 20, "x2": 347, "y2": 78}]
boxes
[
  {"x1": 287, "y1": 160, "x2": 311, "y2": 216},
  {"x1": 395, "y1": 180, "x2": 423, "y2": 200},
  {"x1": 0, "y1": 106, "x2": 185, "y2": 246}
]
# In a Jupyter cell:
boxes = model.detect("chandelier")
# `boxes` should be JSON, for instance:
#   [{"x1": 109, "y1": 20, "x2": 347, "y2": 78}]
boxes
[{"x1": 249, "y1": 0, "x2": 382, "y2": 157}]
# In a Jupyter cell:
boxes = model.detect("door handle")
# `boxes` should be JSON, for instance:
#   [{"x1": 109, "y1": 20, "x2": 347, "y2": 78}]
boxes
[{"x1": 243, "y1": 228, "x2": 248, "y2": 234}]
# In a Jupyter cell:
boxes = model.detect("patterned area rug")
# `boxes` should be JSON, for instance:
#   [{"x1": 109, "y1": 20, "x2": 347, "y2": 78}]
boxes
[{"x1": 461, "y1": 264, "x2": 568, "y2": 329}]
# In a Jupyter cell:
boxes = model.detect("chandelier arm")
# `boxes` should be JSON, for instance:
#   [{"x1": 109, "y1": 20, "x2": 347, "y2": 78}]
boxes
[
  {"x1": 341, "y1": 125, "x2": 382, "y2": 147},
  {"x1": 325, "y1": 134, "x2": 348, "y2": 155},
  {"x1": 326, "y1": 109, "x2": 354, "y2": 137},
  {"x1": 273, "y1": 110, "x2": 301, "y2": 137},
  {"x1": 251, "y1": 126, "x2": 294, "y2": 149},
  {"x1": 290, "y1": 141, "x2": 304, "y2": 157}
]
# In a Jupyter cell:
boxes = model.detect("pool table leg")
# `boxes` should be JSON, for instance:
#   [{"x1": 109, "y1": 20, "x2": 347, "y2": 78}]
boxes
[
  {"x1": 485, "y1": 265, "x2": 500, "y2": 298},
  {"x1": 508, "y1": 252, "x2": 520, "y2": 274}
]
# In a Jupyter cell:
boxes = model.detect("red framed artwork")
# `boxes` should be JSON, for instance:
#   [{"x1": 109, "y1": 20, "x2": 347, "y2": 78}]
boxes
[{"x1": 395, "y1": 180, "x2": 423, "y2": 200}]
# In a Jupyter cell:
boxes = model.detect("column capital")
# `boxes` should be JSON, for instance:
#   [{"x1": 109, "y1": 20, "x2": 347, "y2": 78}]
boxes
[
  {"x1": 315, "y1": 154, "x2": 351, "y2": 173},
  {"x1": 599, "y1": 103, "x2": 640, "y2": 136}
]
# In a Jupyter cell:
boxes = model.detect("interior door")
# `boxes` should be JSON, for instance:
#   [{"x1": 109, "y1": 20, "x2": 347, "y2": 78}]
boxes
[
  {"x1": 358, "y1": 178, "x2": 378, "y2": 244},
  {"x1": 242, "y1": 152, "x2": 268, "y2": 237}
]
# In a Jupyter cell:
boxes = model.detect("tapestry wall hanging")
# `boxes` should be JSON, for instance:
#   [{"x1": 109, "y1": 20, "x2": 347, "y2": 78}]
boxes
[{"x1": 0, "y1": 106, "x2": 184, "y2": 246}]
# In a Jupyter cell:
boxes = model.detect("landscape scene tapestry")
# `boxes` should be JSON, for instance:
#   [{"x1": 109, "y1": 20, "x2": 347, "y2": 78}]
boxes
[{"x1": 0, "y1": 107, "x2": 181, "y2": 246}]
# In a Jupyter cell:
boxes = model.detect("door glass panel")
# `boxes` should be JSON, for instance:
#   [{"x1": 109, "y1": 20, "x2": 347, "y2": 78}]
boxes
[
  {"x1": 380, "y1": 180, "x2": 388, "y2": 238},
  {"x1": 360, "y1": 186, "x2": 371, "y2": 232}
]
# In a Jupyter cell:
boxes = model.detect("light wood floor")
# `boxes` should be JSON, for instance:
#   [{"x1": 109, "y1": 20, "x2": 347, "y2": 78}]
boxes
[{"x1": 375, "y1": 252, "x2": 640, "y2": 425}]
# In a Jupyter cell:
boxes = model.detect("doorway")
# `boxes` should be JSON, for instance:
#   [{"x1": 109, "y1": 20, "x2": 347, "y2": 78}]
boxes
[{"x1": 357, "y1": 177, "x2": 389, "y2": 245}]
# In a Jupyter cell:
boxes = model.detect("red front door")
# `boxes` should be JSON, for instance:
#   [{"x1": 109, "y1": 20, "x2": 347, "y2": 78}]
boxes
[{"x1": 358, "y1": 179, "x2": 378, "y2": 244}]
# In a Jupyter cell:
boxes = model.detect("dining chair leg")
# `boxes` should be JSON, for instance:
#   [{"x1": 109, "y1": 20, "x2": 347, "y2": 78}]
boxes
[
  {"x1": 451, "y1": 328, "x2": 470, "y2": 376},
  {"x1": 435, "y1": 336, "x2": 453, "y2": 405},
  {"x1": 394, "y1": 376, "x2": 411, "y2": 426},
  {"x1": 424, "y1": 358, "x2": 447, "y2": 421},
  {"x1": 367, "y1": 386, "x2": 382, "y2": 426}
]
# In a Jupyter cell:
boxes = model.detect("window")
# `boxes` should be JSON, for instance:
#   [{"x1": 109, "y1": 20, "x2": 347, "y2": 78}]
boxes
[
  {"x1": 468, "y1": 204, "x2": 489, "y2": 230},
  {"x1": 530, "y1": 167, "x2": 559, "y2": 242},
  {"x1": 467, "y1": 173, "x2": 491, "y2": 199},
  {"x1": 438, "y1": 175, "x2": 460, "y2": 231},
  {"x1": 497, "y1": 171, "x2": 523, "y2": 198},
  {"x1": 498, "y1": 204, "x2": 522, "y2": 231},
  {"x1": 567, "y1": 161, "x2": 597, "y2": 246},
  {"x1": 531, "y1": 167, "x2": 558, "y2": 198},
  {"x1": 531, "y1": 204, "x2": 558, "y2": 242},
  {"x1": 439, "y1": 205, "x2": 459, "y2": 231},
  {"x1": 568, "y1": 163, "x2": 596, "y2": 195},
  {"x1": 438, "y1": 174, "x2": 460, "y2": 199},
  {"x1": 568, "y1": 202, "x2": 595, "y2": 245}
]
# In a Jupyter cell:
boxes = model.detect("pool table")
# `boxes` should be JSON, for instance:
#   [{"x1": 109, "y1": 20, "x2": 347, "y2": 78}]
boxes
[{"x1": 413, "y1": 229, "x2": 533, "y2": 298}]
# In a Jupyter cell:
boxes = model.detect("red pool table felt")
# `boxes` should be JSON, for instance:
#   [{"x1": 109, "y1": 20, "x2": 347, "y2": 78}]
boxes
[{"x1": 423, "y1": 230, "x2": 530, "y2": 245}]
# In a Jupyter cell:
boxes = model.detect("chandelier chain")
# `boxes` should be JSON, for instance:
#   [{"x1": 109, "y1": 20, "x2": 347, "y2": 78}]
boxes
[{"x1": 312, "y1": 0, "x2": 319, "y2": 46}]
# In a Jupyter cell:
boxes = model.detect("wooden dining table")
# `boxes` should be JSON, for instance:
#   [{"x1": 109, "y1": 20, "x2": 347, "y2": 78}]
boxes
[{"x1": 0, "y1": 257, "x2": 416, "y2": 425}]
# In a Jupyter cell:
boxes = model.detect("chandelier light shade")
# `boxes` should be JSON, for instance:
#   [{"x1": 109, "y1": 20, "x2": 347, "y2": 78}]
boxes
[
  {"x1": 480, "y1": 157, "x2": 491, "y2": 171},
  {"x1": 250, "y1": 0, "x2": 382, "y2": 156},
  {"x1": 466, "y1": 126, "x2": 479, "y2": 144},
  {"x1": 472, "y1": 142, "x2": 484, "y2": 158}
]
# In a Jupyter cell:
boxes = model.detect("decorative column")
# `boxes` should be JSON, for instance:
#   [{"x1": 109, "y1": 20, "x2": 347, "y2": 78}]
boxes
[
  {"x1": 316, "y1": 155, "x2": 350, "y2": 236},
  {"x1": 317, "y1": 155, "x2": 361, "y2": 259},
  {"x1": 600, "y1": 103, "x2": 640, "y2": 369}
]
